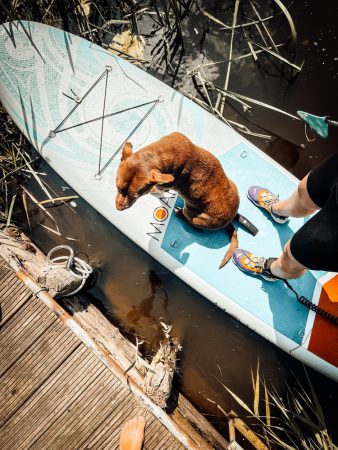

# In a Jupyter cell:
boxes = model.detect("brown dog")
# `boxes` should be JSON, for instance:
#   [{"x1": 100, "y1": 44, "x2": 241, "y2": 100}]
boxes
[{"x1": 115, "y1": 132, "x2": 240, "y2": 267}]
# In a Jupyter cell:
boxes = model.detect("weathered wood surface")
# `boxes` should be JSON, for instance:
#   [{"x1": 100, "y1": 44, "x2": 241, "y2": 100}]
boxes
[
  {"x1": 0, "y1": 265, "x2": 186, "y2": 450},
  {"x1": 0, "y1": 225, "x2": 229, "y2": 449},
  {"x1": 63, "y1": 294, "x2": 229, "y2": 450},
  {"x1": 61, "y1": 294, "x2": 148, "y2": 387},
  {"x1": 143, "y1": 337, "x2": 181, "y2": 408},
  {"x1": 0, "y1": 226, "x2": 179, "y2": 409},
  {"x1": 0, "y1": 225, "x2": 80, "y2": 296}
]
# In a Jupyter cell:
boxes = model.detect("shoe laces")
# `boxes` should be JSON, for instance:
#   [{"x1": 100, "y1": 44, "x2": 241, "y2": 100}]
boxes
[
  {"x1": 261, "y1": 192, "x2": 279, "y2": 209},
  {"x1": 244, "y1": 252, "x2": 266, "y2": 271}
]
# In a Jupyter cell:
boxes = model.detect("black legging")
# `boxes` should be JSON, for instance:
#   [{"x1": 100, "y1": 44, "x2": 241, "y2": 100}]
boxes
[{"x1": 290, "y1": 152, "x2": 338, "y2": 272}]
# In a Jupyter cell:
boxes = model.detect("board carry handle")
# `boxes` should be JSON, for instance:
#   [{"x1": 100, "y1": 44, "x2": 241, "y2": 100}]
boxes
[{"x1": 235, "y1": 213, "x2": 258, "y2": 236}]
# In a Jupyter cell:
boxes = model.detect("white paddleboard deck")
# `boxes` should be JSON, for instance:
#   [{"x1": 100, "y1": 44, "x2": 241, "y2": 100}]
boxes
[{"x1": 0, "y1": 21, "x2": 337, "y2": 381}]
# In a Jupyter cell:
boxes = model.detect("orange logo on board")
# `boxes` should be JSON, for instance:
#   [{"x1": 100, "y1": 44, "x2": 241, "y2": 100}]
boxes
[
  {"x1": 147, "y1": 191, "x2": 176, "y2": 241},
  {"x1": 153, "y1": 207, "x2": 168, "y2": 222}
]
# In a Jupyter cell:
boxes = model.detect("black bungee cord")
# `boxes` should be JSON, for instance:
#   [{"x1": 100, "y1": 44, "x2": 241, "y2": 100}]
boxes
[{"x1": 282, "y1": 278, "x2": 338, "y2": 325}]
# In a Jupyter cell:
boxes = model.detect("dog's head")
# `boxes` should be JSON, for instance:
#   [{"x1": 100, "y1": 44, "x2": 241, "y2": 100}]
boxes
[{"x1": 115, "y1": 142, "x2": 174, "y2": 210}]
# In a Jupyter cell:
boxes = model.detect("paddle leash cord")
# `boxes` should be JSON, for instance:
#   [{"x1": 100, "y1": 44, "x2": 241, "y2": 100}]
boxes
[
  {"x1": 282, "y1": 278, "x2": 338, "y2": 325},
  {"x1": 46, "y1": 245, "x2": 93, "y2": 296},
  {"x1": 49, "y1": 67, "x2": 162, "y2": 178}
]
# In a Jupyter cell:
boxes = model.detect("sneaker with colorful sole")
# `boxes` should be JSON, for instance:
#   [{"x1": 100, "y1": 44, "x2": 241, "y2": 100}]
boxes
[
  {"x1": 232, "y1": 249, "x2": 278, "y2": 281},
  {"x1": 247, "y1": 186, "x2": 289, "y2": 224}
]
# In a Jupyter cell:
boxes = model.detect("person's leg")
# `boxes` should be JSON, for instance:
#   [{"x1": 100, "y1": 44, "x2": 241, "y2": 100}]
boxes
[
  {"x1": 273, "y1": 152, "x2": 338, "y2": 218},
  {"x1": 271, "y1": 174, "x2": 320, "y2": 218},
  {"x1": 233, "y1": 187, "x2": 338, "y2": 279},
  {"x1": 249, "y1": 152, "x2": 338, "y2": 222},
  {"x1": 236, "y1": 153, "x2": 338, "y2": 280},
  {"x1": 119, "y1": 416, "x2": 146, "y2": 450},
  {"x1": 247, "y1": 174, "x2": 320, "y2": 224},
  {"x1": 269, "y1": 240, "x2": 308, "y2": 279}
]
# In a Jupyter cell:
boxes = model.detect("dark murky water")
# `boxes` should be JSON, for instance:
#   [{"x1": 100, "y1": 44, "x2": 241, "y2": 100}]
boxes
[{"x1": 21, "y1": 0, "x2": 337, "y2": 445}]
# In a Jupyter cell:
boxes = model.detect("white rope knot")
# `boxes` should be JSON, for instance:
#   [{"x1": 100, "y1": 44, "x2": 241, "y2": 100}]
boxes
[{"x1": 46, "y1": 245, "x2": 93, "y2": 296}]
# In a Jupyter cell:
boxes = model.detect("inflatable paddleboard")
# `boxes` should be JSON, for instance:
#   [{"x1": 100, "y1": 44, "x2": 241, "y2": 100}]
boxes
[{"x1": 0, "y1": 21, "x2": 337, "y2": 381}]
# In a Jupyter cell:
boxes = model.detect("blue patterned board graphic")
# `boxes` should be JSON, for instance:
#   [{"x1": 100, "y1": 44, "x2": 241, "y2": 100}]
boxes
[
  {"x1": 162, "y1": 143, "x2": 324, "y2": 344},
  {"x1": 0, "y1": 22, "x2": 174, "y2": 168}
]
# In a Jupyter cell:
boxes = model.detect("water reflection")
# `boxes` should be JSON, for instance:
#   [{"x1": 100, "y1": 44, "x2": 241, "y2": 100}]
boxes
[{"x1": 126, "y1": 270, "x2": 170, "y2": 347}]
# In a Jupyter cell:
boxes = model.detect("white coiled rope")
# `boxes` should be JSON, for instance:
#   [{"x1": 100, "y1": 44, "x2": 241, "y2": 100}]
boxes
[{"x1": 46, "y1": 245, "x2": 93, "y2": 296}]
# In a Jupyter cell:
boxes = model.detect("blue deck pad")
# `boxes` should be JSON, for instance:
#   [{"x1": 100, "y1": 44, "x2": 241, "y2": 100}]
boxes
[{"x1": 162, "y1": 143, "x2": 325, "y2": 344}]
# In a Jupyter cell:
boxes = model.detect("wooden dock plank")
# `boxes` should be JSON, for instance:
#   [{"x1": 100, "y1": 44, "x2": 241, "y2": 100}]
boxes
[
  {"x1": 140, "y1": 415, "x2": 181, "y2": 450},
  {"x1": 0, "y1": 297, "x2": 56, "y2": 377},
  {"x1": 48, "y1": 381, "x2": 124, "y2": 450},
  {"x1": 145, "y1": 419, "x2": 176, "y2": 449},
  {"x1": 106, "y1": 401, "x2": 185, "y2": 450},
  {"x1": 0, "y1": 347, "x2": 102, "y2": 449},
  {"x1": 149, "y1": 431, "x2": 178, "y2": 450},
  {"x1": 108, "y1": 409, "x2": 150, "y2": 449},
  {"x1": 21, "y1": 352, "x2": 103, "y2": 444},
  {"x1": 32, "y1": 374, "x2": 121, "y2": 449},
  {"x1": 31, "y1": 369, "x2": 114, "y2": 449},
  {"x1": 77, "y1": 392, "x2": 139, "y2": 449},
  {"x1": 0, "y1": 270, "x2": 27, "y2": 308},
  {"x1": 0, "y1": 265, "x2": 190, "y2": 450},
  {"x1": 0, "y1": 322, "x2": 80, "y2": 426},
  {"x1": 0, "y1": 278, "x2": 32, "y2": 325},
  {"x1": 94, "y1": 398, "x2": 142, "y2": 449},
  {"x1": 72, "y1": 385, "x2": 133, "y2": 450},
  {"x1": 0, "y1": 268, "x2": 31, "y2": 299},
  {"x1": 0, "y1": 268, "x2": 18, "y2": 289},
  {"x1": 1, "y1": 287, "x2": 32, "y2": 325},
  {"x1": 130, "y1": 414, "x2": 162, "y2": 450}
]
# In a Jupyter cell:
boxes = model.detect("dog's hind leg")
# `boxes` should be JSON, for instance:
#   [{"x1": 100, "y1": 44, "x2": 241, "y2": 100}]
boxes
[
  {"x1": 190, "y1": 213, "x2": 214, "y2": 229},
  {"x1": 174, "y1": 207, "x2": 208, "y2": 232}
]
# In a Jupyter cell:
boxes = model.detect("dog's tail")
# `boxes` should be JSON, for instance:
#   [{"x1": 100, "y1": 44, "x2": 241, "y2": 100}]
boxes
[{"x1": 219, "y1": 223, "x2": 238, "y2": 269}]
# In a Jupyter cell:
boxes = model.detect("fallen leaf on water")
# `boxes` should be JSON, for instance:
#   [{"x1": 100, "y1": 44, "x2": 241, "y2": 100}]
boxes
[
  {"x1": 77, "y1": 0, "x2": 91, "y2": 17},
  {"x1": 109, "y1": 30, "x2": 145, "y2": 60}
]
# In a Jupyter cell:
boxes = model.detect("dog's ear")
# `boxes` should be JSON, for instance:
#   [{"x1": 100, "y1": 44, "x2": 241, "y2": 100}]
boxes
[
  {"x1": 121, "y1": 142, "x2": 133, "y2": 161},
  {"x1": 148, "y1": 170, "x2": 174, "y2": 185}
]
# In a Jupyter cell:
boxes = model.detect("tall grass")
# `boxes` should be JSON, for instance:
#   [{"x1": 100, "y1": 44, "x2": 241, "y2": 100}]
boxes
[
  {"x1": 219, "y1": 364, "x2": 337, "y2": 449},
  {"x1": 0, "y1": 103, "x2": 78, "y2": 235}
]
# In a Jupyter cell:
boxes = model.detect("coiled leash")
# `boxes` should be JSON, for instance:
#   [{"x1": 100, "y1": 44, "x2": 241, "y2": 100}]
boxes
[
  {"x1": 282, "y1": 278, "x2": 338, "y2": 325},
  {"x1": 46, "y1": 245, "x2": 93, "y2": 296}
]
